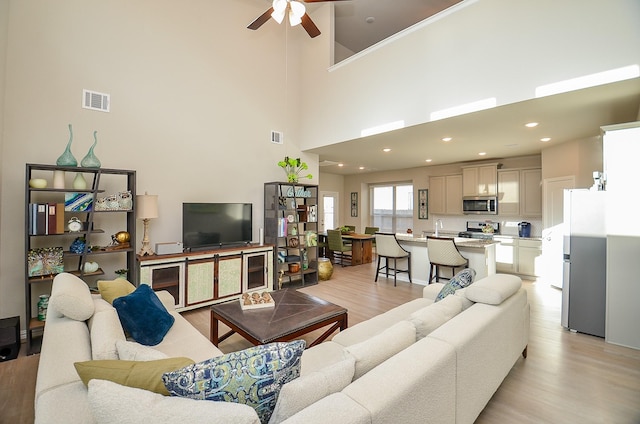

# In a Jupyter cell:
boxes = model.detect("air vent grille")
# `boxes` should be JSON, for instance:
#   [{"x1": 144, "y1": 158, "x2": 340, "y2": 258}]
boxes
[
  {"x1": 271, "y1": 130, "x2": 283, "y2": 144},
  {"x1": 82, "y1": 89, "x2": 110, "y2": 112}
]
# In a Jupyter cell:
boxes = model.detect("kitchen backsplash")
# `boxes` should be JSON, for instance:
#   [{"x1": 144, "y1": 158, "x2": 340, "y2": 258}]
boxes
[{"x1": 419, "y1": 216, "x2": 543, "y2": 238}]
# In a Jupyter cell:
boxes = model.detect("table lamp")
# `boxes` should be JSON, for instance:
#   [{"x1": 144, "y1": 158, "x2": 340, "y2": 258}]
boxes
[{"x1": 136, "y1": 192, "x2": 158, "y2": 256}]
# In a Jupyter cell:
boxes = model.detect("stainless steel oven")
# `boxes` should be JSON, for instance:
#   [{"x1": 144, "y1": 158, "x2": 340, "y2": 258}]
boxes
[{"x1": 462, "y1": 196, "x2": 497, "y2": 214}]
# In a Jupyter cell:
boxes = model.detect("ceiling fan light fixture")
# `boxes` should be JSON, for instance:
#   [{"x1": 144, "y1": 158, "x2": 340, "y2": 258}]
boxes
[
  {"x1": 271, "y1": 0, "x2": 287, "y2": 24},
  {"x1": 289, "y1": 1, "x2": 306, "y2": 26}
]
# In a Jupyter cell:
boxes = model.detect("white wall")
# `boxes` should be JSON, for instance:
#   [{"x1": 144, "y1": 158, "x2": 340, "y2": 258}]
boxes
[
  {"x1": 0, "y1": 0, "x2": 319, "y2": 325},
  {"x1": 299, "y1": 0, "x2": 640, "y2": 149}
]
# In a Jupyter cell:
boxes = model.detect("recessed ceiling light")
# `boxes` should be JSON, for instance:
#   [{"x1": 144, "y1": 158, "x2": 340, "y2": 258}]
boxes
[
  {"x1": 478, "y1": 152, "x2": 487, "y2": 156},
  {"x1": 365, "y1": 16, "x2": 375, "y2": 24},
  {"x1": 425, "y1": 159, "x2": 432, "y2": 163},
  {"x1": 525, "y1": 122, "x2": 539, "y2": 128},
  {"x1": 540, "y1": 137, "x2": 551, "y2": 142},
  {"x1": 383, "y1": 148, "x2": 391, "y2": 152},
  {"x1": 442, "y1": 137, "x2": 452, "y2": 142},
  {"x1": 338, "y1": 163, "x2": 344, "y2": 167},
  {"x1": 359, "y1": 166, "x2": 365, "y2": 170}
]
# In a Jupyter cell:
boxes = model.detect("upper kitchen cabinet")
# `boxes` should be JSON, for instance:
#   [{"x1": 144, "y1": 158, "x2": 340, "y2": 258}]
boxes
[
  {"x1": 430, "y1": 174, "x2": 462, "y2": 215},
  {"x1": 462, "y1": 164, "x2": 499, "y2": 197},
  {"x1": 497, "y1": 168, "x2": 542, "y2": 217}
]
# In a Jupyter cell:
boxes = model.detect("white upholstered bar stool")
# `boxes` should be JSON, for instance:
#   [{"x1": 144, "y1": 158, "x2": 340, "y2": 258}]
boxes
[
  {"x1": 374, "y1": 233, "x2": 412, "y2": 286},
  {"x1": 426, "y1": 236, "x2": 468, "y2": 283}
]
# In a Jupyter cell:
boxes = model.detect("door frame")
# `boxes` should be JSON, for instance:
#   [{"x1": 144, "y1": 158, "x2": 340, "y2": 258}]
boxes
[{"x1": 319, "y1": 191, "x2": 339, "y2": 233}]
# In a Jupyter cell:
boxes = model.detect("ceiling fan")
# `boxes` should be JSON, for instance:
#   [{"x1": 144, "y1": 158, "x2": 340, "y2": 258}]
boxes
[{"x1": 248, "y1": 0, "x2": 349, "y2": 38}]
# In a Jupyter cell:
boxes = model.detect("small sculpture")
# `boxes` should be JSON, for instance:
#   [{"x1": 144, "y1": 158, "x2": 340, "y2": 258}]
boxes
[{"x1": 56, "y1": 124, "x2": 78, "y2": 166}]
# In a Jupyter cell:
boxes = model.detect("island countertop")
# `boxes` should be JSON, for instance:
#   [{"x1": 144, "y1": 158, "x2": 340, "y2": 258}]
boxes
[{"x1": 395, "y1": 233, "x2": 498, "y2": 249}]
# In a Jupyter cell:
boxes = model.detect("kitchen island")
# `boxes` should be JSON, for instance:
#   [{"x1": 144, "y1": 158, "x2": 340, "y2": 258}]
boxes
[{"x1": 392, "y1": 233, "x2": 497, "y2": 285}]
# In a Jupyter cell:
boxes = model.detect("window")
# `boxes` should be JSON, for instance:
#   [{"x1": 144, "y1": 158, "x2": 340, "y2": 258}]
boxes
[{"x1": 370, "y1": 183, "x2": 413, "y2": 233}]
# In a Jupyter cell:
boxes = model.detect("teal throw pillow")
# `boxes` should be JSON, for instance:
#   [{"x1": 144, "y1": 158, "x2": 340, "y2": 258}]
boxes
[
  {"x1": 162, "y1": 340, "x2": 305, "y2": 424},
  {"x1": 112, "y1": 284, "x2": 175, "y2": 346},
  {"x1": 435, "y1": 268, "x2": 476, "y2": 302}
]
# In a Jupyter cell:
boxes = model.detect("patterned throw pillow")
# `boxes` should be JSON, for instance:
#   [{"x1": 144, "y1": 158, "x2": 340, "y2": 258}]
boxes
[
  {"x1": 435, "y1": 268, "x2": 476, "y2": 302},
  {"x1": 162, "y1": 340, "x2": 305, "y2": 424}
]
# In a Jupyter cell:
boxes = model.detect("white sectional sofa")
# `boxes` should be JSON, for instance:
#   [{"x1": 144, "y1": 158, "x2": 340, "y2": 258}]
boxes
[{"x1": 35, "y1": 272, "x2": 529, "y2": 424}]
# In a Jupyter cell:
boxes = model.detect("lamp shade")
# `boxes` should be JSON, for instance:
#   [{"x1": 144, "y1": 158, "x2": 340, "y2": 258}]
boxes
[{"x1": 136, "y1": 193, "x2": 159, "y2": 219}]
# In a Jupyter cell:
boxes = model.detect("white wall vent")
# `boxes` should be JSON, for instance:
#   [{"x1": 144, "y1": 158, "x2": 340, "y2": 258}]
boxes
[
  {"x1": 82, "y1": 89, "x2": 110, "y2": 112},
  {"x1": 271, "y1": 130, "x2": 284, "y2": 144},
  {"x1": 319, "y1": 160, "x2": 339, "y2": 167}
]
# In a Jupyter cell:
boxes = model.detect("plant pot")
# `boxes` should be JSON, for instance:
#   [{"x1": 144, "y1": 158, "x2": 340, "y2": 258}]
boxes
[{"x1": 288, "y1": 263, "x2": 300, "y2": 273}]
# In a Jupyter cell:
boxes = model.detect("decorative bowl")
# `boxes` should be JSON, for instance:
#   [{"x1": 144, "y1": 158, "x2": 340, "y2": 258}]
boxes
[{"x1": 29, "y1": 178, "x2": 48, "y2": 188}]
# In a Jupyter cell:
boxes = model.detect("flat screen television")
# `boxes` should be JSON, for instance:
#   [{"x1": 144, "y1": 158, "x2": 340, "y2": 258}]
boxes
[{"x1": 182, "y1": 203, "x2": 252, "y2": 250}]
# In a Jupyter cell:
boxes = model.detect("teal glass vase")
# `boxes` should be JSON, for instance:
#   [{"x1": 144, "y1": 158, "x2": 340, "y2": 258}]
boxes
[
  {"x1": 81, "y1": 130, "x2": 101, "y2": 168},
  {"x1": 56, "y1": 124, "x2": 78, "y2": 166}
]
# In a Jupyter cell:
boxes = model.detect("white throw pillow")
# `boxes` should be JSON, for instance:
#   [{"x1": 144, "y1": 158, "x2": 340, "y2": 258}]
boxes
[
  {"x1": 89, "y1": 308, "x2": 126, "y2": 360},
  {"x1": 409, "y1": 294, "x2": 464, "y2": 340},
  {"x1": 269, "y1": 356, "x2": 356, "y2": 423},
  {"x1": 465, "y1": 274, "x2": 522, "y2": 305},
  {"x1": 116, "y1": 340, "x2": 168, "y2": 361},
  {"x1": 345, "y1": 320, "x2": 416, "y2": 380},
  {"x1": 87, "y1": 379, "x2": 260, "y2": 424},
  {"x1": 49, "y1": 273, "x2": 94, "y2": 321}
]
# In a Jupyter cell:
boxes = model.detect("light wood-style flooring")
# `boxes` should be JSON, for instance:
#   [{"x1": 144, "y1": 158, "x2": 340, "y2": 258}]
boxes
[{"x1": 2, "y1": 262, "x2": 639, "y2": 423}]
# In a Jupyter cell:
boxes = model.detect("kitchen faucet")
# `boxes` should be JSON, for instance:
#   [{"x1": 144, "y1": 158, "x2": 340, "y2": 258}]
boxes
[{"x1": 434, "y1": 219, "x2": 443, "y2": 237}]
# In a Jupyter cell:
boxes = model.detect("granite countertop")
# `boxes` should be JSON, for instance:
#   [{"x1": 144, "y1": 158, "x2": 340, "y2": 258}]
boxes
[{"x1": 395, "y1": 234, "x2": 497, "y2": 248}]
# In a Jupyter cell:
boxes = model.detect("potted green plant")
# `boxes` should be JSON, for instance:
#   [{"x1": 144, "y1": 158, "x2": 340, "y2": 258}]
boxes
[{"x1": 277, "y1": 156, "x2": 312, "y2": 183}]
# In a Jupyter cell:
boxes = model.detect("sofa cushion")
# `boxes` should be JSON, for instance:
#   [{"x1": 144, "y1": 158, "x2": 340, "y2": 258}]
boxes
[
  {"x1": 88, "y1": 304, "x2": 126, "y2": 360},
  {"x1": 113, "y1": 284, "x2": 175, "y2": 346},
  {"x1": 465, "y1": 274, "x2": 522, "y2": 304},
  {"x1": 269, "y1": 355, "x2": 356, "y2": 423},
  {"x1": 435, "y1": 268, "x2": 476, "y2": 301},
  {"x1": 74, "y1": 357, "x2": 194, "y2": 395},
  {"x1": 331, "y1": 297, "x2": 432, "y2": 347},
  {"x1": 409, "y1": 294, "x2": 464, "y2": 340},
  {"x1": 49, "y1": 273, "x2": 94, "y2": 321},
  {"x1": 98, "y1": 278, "x2": 136, "y2": 304},
  {"x1": 345, "y1": 320, "x2": 416, "y2": 380},
  {"x1": 116, "y1": 340, "x2": 168, "y2": 361},
  {"x1": 163, "y1": 340, "x2": 305, "y2": 424},
  {"x1": 300, "y1": 340, "x2": 350, "y2": 376},
  {"x1": 87, "y1": 379, "x2": 260, "y2": 424}
]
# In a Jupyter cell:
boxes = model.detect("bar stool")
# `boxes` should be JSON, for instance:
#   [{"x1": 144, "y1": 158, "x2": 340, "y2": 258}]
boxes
[
  {"x1": 374, "y1": 233, "x2": 411, "y2": 286},
  {"x1": 426, "y1": 236, "x2": 468, "y2": 283}
]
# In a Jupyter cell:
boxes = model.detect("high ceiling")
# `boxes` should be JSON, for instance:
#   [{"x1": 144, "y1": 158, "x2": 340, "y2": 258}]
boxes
[{"x1": 308, "y1": 78, "x2": 640, "y2": 175}]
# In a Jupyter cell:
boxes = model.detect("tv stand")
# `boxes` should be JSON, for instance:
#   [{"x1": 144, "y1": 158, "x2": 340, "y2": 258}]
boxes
[{"x1": 138, "y1": 244, "x2": 274, "y2": 312}]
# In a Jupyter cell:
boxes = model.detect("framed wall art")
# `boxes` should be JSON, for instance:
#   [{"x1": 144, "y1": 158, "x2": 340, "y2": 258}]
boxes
[
  {"x1": 418, "y1": 189, "x2": 428, "y2": 219},
  {"x1": 350, "y1": 192, "x2": 358, "y2": 217}
]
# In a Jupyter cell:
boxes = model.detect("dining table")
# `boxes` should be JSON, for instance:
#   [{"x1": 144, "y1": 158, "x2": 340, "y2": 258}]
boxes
[{"x1": 319, "y1": 232, "x2": 375, "y2": 265}]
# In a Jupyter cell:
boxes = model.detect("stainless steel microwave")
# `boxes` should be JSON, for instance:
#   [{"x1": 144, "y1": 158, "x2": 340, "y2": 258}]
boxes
[{"x1": 462, "y1": 196, "x2": 498, "y2": 214}]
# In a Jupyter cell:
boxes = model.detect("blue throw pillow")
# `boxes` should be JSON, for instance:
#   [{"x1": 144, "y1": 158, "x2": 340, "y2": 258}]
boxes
[
  {"x1": 435, "y1": 268, "x2": 476, "y2": 302},
  {"x1": 163, "y1": 340, "x2": 305, "y2": 424},
  {"x1": 113, "y1": 284, "x2": 174, "y2": 346}
]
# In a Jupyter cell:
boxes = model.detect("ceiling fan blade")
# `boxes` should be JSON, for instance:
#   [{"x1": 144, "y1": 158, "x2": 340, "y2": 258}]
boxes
[
  {"x1": 300, "y1": 13, "x2": 321, "y2": 38},
  {"x1": 247, "y1": 7, "x2": 274, "y2": 30}
]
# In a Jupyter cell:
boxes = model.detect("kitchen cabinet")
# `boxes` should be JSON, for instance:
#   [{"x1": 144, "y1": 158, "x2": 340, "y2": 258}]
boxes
[
  {"x1": 497, "y1": 168, "x2": 541, "y2": 217},
  {"x1": 520, "y1": 169, "x2": 542, "y2": 216},
  {"x1": 24, "y1": 164, "x2": 136, "y2": 355},
  {"x1": 462, "y1": 164, "x2": 498, "y2": 196},
  {"x1": 495, "y1": 235, "x2": 517, "y2": 273},
  {"x1": 517, "y1": 238, "x2": 542, "y2": 277},
  {"x1": 138, "y1": 244, "x2": 273, "y2": 312},
  {"x1": 430, "y1": 174, "x2": 462, "y2": 215},
  {"x1": 497, "y1": 170, "x2": 520, "y2": 215}
]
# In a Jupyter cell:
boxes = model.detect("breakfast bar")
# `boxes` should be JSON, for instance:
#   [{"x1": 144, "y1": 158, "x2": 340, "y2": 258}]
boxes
[{"x1": 394, "y1": 234, "x2": 497, "y2": 285}]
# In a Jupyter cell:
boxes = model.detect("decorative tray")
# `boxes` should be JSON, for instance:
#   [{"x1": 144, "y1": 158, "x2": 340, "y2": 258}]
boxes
[{"x1": 240, "y1": 291, "x2": 275, "y2": 310}]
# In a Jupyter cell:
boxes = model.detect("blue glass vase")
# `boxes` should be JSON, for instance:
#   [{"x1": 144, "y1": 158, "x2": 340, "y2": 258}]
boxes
[
  {"x1": 56, "y1": 124, "x2": 78, "y2": 166},
  {"x1": 81, "y1": 130, "x2": 101, "y2": 168}
]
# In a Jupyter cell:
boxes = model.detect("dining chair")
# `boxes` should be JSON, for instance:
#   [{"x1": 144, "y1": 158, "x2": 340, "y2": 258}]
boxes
[
  {"x1": 327, "y1": 229, "x2": 352, "y2": 267},
  {"x1": 364, "y1": 226, "x2": 380, "y2": 255},
  {"x1": 374, "y1": 233, "x2": 411, "y2": 286},
  {"x1": 426, "y1": 236, "x2": 469, "y2": 283}
]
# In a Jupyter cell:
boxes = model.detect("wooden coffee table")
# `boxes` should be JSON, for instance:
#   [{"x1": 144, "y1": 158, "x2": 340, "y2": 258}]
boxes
[{"x1": 210, "y1": 289, "x2": 348, "y2": 348}]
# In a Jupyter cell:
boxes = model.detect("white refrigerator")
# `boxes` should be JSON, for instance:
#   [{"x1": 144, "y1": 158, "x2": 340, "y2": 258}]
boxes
[{"x1": 561, "y1": 189, "x2": 606, "y2": 337}]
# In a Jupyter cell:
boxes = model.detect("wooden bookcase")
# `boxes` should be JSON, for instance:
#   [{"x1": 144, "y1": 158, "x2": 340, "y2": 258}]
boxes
[
  {"x1": 24, "y1": 164, "x2": 136, "y2": 354},
  {"x1": 264, "y1": 182, "x2": 319, "y2": 288}
]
